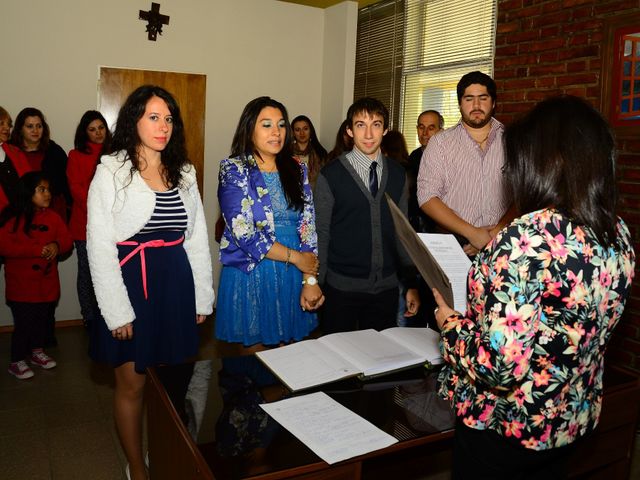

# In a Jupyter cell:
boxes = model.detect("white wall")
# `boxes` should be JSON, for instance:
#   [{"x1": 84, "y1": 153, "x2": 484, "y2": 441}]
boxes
[{"x1": 0, "y1": 0, "x2": 357, "y2": 326}]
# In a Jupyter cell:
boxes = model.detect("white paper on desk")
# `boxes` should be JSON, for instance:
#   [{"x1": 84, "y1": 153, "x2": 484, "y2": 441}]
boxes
[
  {"x1": 418, "y1": 234, "x2": 472, "y2": 313},
  {"x1": 260, "y1": 391, "x2": 398, "y2": 465}
]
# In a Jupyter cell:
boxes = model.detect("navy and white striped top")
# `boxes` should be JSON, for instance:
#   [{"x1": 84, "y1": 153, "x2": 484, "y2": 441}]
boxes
[{"x1": 139, "y1": 188, "x2": 188, "y2": 234}]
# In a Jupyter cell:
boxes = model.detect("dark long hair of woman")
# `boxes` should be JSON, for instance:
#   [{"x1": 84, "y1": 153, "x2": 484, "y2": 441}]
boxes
[
  {"x1": 0, "y1": 171, "x2": 49, "y2": 234},
  {"x1": 74, "y1": 110, "x2": 112, "y2": 154},
  {"x1": 110, "y1": 85, "x2": 189, "y2": 189},
  {"x1": 504, "y1": 94, "x2": 617, "y2": 244},
  {"x1": 230, "y1": 96, "x2": 304, "y2": 211}
]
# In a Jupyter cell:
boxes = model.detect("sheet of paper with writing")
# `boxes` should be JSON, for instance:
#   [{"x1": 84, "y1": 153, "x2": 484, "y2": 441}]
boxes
[
  {"x1": 260, "y1": 391, "x2": 398, "y2": 465},
  {"x1": 418, "y1": 234, "x2": 471, "y2": 313}
]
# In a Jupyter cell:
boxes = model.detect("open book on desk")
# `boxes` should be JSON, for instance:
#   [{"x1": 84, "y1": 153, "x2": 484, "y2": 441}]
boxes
[
  {"x1": 385, "y1": 194, "x2": 471, "y2": 313},
  {"x1": 255, "y1": 327, "x2": 442, "y2": 392}
]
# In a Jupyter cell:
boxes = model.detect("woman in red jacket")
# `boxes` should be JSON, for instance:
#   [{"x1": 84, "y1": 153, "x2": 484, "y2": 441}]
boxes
[
  {"x1": 10, "y1": 108, "x2": 71, "y2": 222},
  {"x1": 67, "y1": 111, "x2": 111, "y2": 330},
  {"x1": 0, "y1": 172, "x2": 72, "y2": 379}
]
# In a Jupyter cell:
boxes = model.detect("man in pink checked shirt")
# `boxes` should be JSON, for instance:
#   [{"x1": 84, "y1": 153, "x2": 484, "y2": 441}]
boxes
[{"x1": 417, "y1": 71, "x2": 515, "y2": 256}]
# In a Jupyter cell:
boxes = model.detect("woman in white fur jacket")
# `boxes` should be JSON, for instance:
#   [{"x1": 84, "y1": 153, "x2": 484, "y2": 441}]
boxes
[{"x1": 87, "y1": 85, "x2": 214, "y2": 480}]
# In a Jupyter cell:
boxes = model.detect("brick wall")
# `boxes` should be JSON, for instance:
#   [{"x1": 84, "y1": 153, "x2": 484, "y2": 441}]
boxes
[{"x1": 495, "y1": 0, "x2": 640, "y2": 371}]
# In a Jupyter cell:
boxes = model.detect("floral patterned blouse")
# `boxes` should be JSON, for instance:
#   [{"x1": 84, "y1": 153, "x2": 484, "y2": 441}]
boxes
[
  {"x1": 218, "y1": 154, "x2": 317, "y2": 273},
  {"x1": 438, "y1": 208, "x2": 635, "y2": 450}
]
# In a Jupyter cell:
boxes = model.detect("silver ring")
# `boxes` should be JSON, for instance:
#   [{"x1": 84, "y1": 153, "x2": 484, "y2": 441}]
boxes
[{"x1": 434, "y1": 307, "x2": 439, "y2": 316}]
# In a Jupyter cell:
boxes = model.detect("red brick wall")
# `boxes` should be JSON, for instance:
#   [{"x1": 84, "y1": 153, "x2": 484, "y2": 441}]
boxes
[{"x1": 495, "y1": 0, "x2": 640, "y2": 371}]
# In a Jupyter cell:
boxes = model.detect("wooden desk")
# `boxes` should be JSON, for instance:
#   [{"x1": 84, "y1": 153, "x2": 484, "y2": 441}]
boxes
[{"x1": 146, "y1": 360, "x2": 640, "y2": 480}]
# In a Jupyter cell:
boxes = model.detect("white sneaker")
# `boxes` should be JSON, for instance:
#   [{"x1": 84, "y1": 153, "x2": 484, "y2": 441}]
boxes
[
  {"x1": 8, "y1": 360, "x2": 34, "y2": 379},
  {"x1": 30, "y1": 349, "x2": 57, "y2": 369}
]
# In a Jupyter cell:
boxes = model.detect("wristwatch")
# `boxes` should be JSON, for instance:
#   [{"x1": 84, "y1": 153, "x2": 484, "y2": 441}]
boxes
[{"x1": 302, "y1": 276, "x2": 318, "y2": 286}]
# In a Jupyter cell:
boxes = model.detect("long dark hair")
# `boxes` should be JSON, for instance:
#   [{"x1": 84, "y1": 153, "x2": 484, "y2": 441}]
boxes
[
  {"x1": 381, "y1": 130, "x2": 409, "y2": 166},
  {"x1": 0, "y1": 171, "x2": 50, "y2": 235},
  {"x1": 327, "y1": 119, "x2": 353, "y2": 162},
  {"x1": 110, "y1": 85, "x2": 189, "y2": 189},
  {"x1": 231, "y1": 96, "x2": 304, "y2": 211},
  {"x1": 10, "y1": 107, "x2": 50, "y2": 151},
  {"x1": 291, "y1": 115, "x2": 328, "y2": 158},
  {"x1": 504, "y1": 95, "x2": 617, "y2": 244},
  {"x1": 74, "y1": 110, "x2": 112, "y2": 154}
]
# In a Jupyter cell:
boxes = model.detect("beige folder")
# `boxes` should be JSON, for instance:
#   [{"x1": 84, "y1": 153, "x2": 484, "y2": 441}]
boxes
[{"x1": 385, "y1": 194, "x2": 454, "y2": 308}]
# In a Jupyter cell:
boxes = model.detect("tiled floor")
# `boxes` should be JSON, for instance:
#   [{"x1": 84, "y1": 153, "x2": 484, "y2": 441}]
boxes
[{"x1": 0, "y1": 325, "x2": 639, "y2": 479}]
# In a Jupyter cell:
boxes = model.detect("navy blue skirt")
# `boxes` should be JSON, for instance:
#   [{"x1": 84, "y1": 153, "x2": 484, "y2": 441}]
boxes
[{"x1": 89, "y1": 231, "x2": 198, "y2": 373}]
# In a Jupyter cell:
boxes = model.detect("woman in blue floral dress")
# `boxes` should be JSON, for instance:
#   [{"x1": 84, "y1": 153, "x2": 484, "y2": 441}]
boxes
[
  {"x1": 216, "y1": 97, "x2": 323, "y2": 351},
  {"x1": 432, "y1": 95, "x2": 636, "y2": 479}
]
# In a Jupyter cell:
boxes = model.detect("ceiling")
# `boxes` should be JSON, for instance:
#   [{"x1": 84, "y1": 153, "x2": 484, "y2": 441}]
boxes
[{"x1": 279, "y1": 0, "x2": 380, "y2": 8}]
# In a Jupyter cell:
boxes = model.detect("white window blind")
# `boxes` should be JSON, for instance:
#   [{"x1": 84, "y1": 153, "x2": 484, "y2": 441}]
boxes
[
  {"x1": 401, "y1": 0, "x2": 497, "y2": 150},
  {"x1": 354, "y1": 0, "x2": 405, "y2": 128},
  {"x1": 353, "y1": 0, "x2": 497, "y2": 151}
]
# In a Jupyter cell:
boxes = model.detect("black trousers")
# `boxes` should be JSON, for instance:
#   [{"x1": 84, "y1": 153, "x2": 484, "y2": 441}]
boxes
[
  {"x1": 320, "y1": 283, "x2": 399, "y2": 334},
  {"x1": 9, "y1": 301, "x2": 55, "y2": 362},
  {"x1": 452, "y1": 420, "x2": 574, "y2": 480},
  {"x1": 74, "y1": 240, "x2": 100, "y2": 329}
]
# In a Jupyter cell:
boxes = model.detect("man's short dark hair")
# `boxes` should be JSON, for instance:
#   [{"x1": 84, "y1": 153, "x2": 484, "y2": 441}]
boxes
[
  {"x1": 456, "y1": 71, "x2": 497, "y2": 104},
  {"x1": 346, "y1": 97, "x2": 389, "y2": 130},
  {"x1": 418, "y1": 110, "x2": 445, "y2": 129}
]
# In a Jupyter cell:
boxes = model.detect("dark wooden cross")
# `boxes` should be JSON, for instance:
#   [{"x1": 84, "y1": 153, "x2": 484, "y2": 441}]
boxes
[{"x1": 139, "y1": 3, "x2": 170, "y2": 41}]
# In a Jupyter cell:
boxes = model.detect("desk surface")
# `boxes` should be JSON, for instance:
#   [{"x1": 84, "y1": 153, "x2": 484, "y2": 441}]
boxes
[{"x1": 151, "y1": 356, "x2": 455, "y2": 479}]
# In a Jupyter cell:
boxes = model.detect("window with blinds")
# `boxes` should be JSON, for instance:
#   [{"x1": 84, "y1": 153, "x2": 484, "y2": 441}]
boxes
[
  {"x1": 354, "y1": 0, "x2": 497, "y2": 151},
  {"x1": 354, "y1": 0, "x2": 405, "y2": 128}
]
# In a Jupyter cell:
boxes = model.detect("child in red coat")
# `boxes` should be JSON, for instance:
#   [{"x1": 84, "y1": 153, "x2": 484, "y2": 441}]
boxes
[{"x1": 0, "y1": 172, "x2": 72, "y2": 379}]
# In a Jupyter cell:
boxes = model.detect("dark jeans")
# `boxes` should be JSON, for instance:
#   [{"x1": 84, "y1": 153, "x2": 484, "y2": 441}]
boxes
[
  {"x1": 74, "y1": 240, "x2": 100, "y2": 329},
  {"x1": 9, "y1": 301, "x2": 55, "y2": 362},
  {"x1": 320, "y1": 283, "x2": 399, "y2": 334},
  {"x1": 453, "y1": 420, "x2": 574, "y2": 480}
]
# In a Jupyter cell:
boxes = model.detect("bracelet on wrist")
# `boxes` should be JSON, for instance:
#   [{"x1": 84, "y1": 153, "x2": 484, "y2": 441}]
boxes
[{"x1": 285, "y1": 248, "x2": 291, "y2": 269}]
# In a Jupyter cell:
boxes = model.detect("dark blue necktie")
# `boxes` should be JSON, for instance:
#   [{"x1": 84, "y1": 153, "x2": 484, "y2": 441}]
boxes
[{"x1": 369, "y1": 161, "x2": 378, "y2": 197}]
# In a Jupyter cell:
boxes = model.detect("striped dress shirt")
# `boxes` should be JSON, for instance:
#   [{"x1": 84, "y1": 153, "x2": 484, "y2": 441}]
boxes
[
  {"x1": 346, "y1": 147, "x2": 382, "y2": 190},
  {"x1": 416, "y1": 118, "x2": 508, "y2": 228}
]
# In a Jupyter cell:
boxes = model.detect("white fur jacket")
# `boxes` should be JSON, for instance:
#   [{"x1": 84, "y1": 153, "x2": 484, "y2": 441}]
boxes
[{"x1": 87, "y1": 151, "x2": 214, "y2": 331}]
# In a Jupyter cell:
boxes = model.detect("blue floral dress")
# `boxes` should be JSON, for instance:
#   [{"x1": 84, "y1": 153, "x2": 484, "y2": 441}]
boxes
[
  {"x1": 216, "y1": 157, "x2": 318, "y2": 346},
  {"x1": 438, "y1": 209, "x2": 635, "y2": 451}
]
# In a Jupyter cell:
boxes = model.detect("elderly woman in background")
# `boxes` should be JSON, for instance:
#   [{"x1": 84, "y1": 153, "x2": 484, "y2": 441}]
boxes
[
  {"x1": 433, "y1": 95, "x2": 635, "y2": 479},
  {"x1": 67, "y1": 110, "x2": 112, "y2": 330},
  {"x1": 10, "y1": 107, "x2": 70, "y2": 222}
]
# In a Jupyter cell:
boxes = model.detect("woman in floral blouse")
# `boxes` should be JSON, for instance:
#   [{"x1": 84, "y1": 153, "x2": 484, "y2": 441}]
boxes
[
  {"x1": 216, "y1": 97, "x2": 323, "y2": 351},
  {"x1": 432, "y1": 95, "x2": 635, "y2": 479}
]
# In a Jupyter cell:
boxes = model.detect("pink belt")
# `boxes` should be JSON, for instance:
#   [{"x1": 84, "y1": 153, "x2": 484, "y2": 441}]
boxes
[{"x1": 117, "y1": 236, "x2": 185, "y2": 299}]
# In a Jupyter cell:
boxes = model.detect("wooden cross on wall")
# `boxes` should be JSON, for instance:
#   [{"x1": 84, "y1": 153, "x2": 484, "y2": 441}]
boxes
[{"x1": 139, "y1": 3, "x2": 170, "y2": 41}]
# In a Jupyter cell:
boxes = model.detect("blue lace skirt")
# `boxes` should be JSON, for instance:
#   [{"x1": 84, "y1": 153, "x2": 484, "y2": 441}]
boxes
[
  {"x1": 215, "y1": 224, "x2": 318, "y2": 346},
  {"x1": 89, "y1": 231, "x2": 198, "y2": 373}
]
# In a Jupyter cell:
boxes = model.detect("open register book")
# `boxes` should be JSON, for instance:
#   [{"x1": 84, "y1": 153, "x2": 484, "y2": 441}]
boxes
[{"x1": 255, "y1": 327, "x2": 442, "y2": 392}]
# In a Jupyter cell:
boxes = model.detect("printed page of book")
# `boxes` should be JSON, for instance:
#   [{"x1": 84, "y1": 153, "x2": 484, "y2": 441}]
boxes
[
  {"x1": 380, "y1": 327, "x2": 443, "y2": 365},
  {"x1": 418, "y1": 233, "x2": 472, "y2": 313},
  {"x1": 260, "y1": 391, "x2": 398, "y2": 465},
  {"x1": 319, "y1": 329, "x2": 425, "y2": 377},
  {"x1": 255, "y1": 340, "x2": 360, "y2": 392}
]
